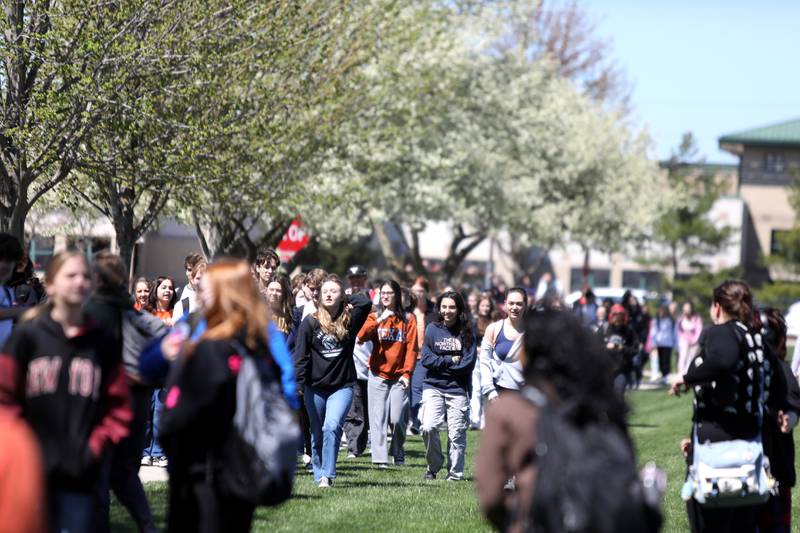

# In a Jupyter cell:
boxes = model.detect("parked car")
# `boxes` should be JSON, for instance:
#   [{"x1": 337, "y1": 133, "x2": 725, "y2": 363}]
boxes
[{"x1": 565, "y1": 287, "x2": 655, "y2": 308}]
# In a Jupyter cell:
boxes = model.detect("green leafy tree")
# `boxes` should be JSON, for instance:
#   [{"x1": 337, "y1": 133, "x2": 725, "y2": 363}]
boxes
[{"x1": 643, "y1": 133, "x2": 733, "y2": 279}]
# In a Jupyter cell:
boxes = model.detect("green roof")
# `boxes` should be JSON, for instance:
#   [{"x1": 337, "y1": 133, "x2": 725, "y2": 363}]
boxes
[{"x1": 719, "y1": 118, "x2": 800, "y2": 147}]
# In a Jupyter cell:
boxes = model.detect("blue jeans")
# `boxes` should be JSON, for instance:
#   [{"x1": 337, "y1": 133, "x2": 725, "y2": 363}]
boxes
[
  {"x1": 50, "y1": 489, "x2": 94, "y2": 532},
  {"x1": 143, "y1": 389, "x2": 165, "y2": 458},
  {"x1": 304, "y1": 385, "x2": 354, "y2": 482}
]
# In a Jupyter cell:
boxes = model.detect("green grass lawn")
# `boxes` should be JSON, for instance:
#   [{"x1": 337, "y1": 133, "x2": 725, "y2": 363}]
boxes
[{"x1": 111, "y1": 390, "x2": 800, "y2": 532}]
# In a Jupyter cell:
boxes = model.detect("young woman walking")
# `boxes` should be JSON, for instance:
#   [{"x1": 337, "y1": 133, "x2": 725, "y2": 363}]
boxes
[
  {"x1": 358, "y1": 280, "x2": 418, "y2": 467},
  {"x1": 648, "y1": 305, "x2": 676, "y2": 383},
  {"x1": 159, "y1": 259, "x2": 277, "y2": 532},
  {"x1": 672, "y1": 280, "x2": 784, "y2": 533},
  {"x1": 676, "y1": 301, "x2": 703, "y2": 376},
  {"x1": 479, "y1": 287, "x2": 527, "y2": 403},
  {"x1": 0, "y1": 251, "x2": 131, "y2": 532},
  {"x1": 142, "y1": 276, "x2": 178, "y2": 468},
  {"x1": 420, "y1": 291, "x2": 477, "y2": 481},
  {"x1": 294, "y1": 274, "x2": 371, "y2": 487}
]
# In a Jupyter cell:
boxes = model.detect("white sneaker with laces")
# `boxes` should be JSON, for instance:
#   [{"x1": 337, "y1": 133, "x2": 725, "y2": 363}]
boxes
[{"x1": 318, "y1": 476, "x2": 331, "y2": 488}]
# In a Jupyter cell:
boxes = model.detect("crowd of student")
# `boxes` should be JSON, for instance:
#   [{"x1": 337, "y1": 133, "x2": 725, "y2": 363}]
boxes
[{"x1": 0, "y1": 232, "x2": 798, "y2": 533}]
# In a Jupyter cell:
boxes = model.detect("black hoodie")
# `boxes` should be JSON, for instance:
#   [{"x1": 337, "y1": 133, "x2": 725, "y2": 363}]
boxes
[
  {"x1": 0, "y1": 312, "x2": 131, "y2": 491},
  {"x1": 294, "y1": 293, "x2": 371, "y2": 391}
]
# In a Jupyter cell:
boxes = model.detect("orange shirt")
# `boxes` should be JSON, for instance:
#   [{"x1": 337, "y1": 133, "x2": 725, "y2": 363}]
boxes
[
  {"x1": 151, "y1": 309, "x2": 172, "y2": 324},
  {"x1": 358, "y1": 312, "x2": 418, "y2": 380},
  {"x1": 0, "y1": 411, "x2": 46, "y2": 533}
]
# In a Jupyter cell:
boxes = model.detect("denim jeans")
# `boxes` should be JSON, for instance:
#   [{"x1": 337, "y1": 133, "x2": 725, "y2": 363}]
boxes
[
  {"x1": 143, "y1": 389, "x2": 165, "y2": 458},
  {"x1": 50, "y1": 489, "x2": 95, "y2": 533},
  {"x1": 304, "y1": 385, "x2": 354, "y2": 482},
  {"x1": 410, "y1": 362, "x2": 427, "y2": 430}
]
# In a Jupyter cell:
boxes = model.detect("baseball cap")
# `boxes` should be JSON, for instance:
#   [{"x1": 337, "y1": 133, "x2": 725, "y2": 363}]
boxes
[{"x1": 347, "y1": 265, "x2": 367, "y2": 277}]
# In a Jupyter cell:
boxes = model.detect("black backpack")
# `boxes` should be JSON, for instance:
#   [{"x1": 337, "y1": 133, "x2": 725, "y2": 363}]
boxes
[
  {"x1": 216, "y1": 340, "x2": 301, "y2": 506},
  {"x1": 521, "y1": 386, "x2": 662, "y2": 533}
]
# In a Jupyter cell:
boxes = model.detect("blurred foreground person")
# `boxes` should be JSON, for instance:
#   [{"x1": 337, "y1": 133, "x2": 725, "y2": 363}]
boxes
[
  {"x1": 476, "y1": 309, "x2": 662, "y2": 533},
  {"x1": 0, "y1": 251, "x2": 132, "y2": 532},
  {"x1": 0, "y1": 410, "x2": 46, "y2": 533},
  {"x1": 160, "y1": 259, "x2": 298, "y2": 532}
]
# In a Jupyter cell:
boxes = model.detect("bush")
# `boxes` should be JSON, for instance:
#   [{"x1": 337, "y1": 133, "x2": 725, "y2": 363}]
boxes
[{"x1": 755, "y1": 282, "x2": 800, "y2": 313}]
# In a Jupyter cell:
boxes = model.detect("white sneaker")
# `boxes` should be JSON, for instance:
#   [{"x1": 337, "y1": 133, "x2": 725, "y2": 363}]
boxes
[
  {"x1": 318, "y1": 476, "x2": 331, "y2": 488},
  {"x1": 346, "y1": 453, "x2": 357, "y2": 459},
  {"x1": 302, "y1": 454, "x2": 312, "y2": 465},
  {"x1": 153, "y1": 457, "x2": 168, "y2": 468},
  {"x1": 140, "y1": 456, "x2": 153, "y2": 466}
]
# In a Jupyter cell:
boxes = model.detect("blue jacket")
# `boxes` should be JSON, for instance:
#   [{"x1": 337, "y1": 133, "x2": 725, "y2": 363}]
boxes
[
  {"x1": 420, "y1": 322, "x2": 477, "y2": 395},
  {"x1": 140, "y1": 315, "x2": 299, "y2": 410}
]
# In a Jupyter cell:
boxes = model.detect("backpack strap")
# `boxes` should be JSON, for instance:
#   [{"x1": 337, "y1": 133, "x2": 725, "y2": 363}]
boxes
[{"x1": 520, "y1": 385, "x2": 548, "y2": 408}]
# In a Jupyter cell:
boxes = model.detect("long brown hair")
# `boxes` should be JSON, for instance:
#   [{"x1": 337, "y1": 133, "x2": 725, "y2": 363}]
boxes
[
  {"x1": 195, "y1": 259, "x2": 269, "y2": 351},
  {"x1": 314, "y1": 274, "x2": 350, "y2": 341},
  {"x1": 713, "y1": 279, "x2": 758, "y2": 329},
  {"x1": 23, "y1": 251, "x2": 89, "y2": 321}
]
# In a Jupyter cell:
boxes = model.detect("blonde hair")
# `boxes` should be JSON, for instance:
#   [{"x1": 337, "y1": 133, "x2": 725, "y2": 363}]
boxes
[
  {"x1": 192, "y1": 259, "x2": 269, "y2": 352},
  {"x1": 314, "y1": 274, "x2": 349, "y2": 341},
  {"x1": 23, "y1": 251, "x2": 89, "y2": 322}
]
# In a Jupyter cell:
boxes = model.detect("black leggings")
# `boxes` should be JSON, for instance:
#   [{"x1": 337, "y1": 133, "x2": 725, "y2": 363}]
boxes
[{"x1": 658, "y1": 347, "x2": 673, "y2": 377}]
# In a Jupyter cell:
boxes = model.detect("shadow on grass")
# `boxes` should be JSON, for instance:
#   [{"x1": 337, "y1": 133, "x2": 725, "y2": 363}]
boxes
[{"x1": 629, "y1": 423, "x2": 659, "y2": 428}]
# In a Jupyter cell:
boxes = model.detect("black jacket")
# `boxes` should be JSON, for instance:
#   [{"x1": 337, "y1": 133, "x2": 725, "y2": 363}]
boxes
[
  {"x1": 0, "y1": 313, "x2": 131, "y2": 490},
  {"x1": 159, "y1": 335, "x2": 273, "y2": 478},
  {"x1": 598, "y1": 323, "x2": 639, "y2": 373},
  {"x1": 684, "y1": 321, "x2": 785, "y2": 443},
  {"x1": 293, "y1": 293, "x2": 371, "y2": 391},
  {"x1": 762, "y1": 359, "x2": 800, "y2": 486}
]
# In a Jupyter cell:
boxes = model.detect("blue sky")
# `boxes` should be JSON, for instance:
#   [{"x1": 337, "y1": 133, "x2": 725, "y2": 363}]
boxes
[{"x1": 580, "y1": 0, "x2": 800, "y2": 163}]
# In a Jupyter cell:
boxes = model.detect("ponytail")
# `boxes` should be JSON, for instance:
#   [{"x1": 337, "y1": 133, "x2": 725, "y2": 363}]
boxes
[{"x1": 712, "y1": 279, "x2": 758, "y2": 330}]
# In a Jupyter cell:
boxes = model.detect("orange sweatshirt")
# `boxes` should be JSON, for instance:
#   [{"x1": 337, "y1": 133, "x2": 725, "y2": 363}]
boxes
[{"x1": 358, "y1": 312, "x2": 418, "y2": 381}]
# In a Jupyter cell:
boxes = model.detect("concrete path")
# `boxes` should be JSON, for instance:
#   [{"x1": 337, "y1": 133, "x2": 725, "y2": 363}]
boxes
[{"x1": 139, "y1": 465, "x2": 169, "y2": 483}]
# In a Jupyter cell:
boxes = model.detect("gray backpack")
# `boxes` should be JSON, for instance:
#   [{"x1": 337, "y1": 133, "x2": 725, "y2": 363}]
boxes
[
  {"x1": 121, "y1": 309, "x2": 166, "y2": 384},
  {"x1": 216, "y1": 340, "x2": 300, "y2": 506}
]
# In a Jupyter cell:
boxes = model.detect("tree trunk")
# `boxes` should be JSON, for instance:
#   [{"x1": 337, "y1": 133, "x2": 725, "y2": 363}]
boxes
[
  {"x1": 441, "y1": 226, "x2": 485, "y2": 282},
  {"x1": 372, "y1": 220, "x2": 406, "y2": 274}
]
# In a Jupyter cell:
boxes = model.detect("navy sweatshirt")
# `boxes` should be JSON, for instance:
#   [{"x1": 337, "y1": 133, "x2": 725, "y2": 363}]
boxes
[
  {"x1": 420, "y1": 322, "x2": 477, "y2": 394},
  {"x1": 294, "y1": 293, "x2": 372, "y2": 391}
]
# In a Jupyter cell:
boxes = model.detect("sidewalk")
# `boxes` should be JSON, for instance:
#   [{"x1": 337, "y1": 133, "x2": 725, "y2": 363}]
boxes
[{"x1": 139, "y1": 465, "x2": 169, "y2": 483}]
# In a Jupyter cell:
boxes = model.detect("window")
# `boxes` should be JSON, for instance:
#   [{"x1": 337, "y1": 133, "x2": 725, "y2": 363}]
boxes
[
  {"x1": 622, "y1": 270, "x2": 662, "y2": 291},
  {"x1": 28, "y1": 236, "x2": 55, "y2": 270},
  {"x1": 569, "y1": 268, "x2": 610, "y2": 292},
  {"x1": 67, "y1": 236, "x2": 111, "y2": 260},
  {"x1": 765, "y1": 152, "x2": 786, "y2": 174},
  {"x1": 770, "y1": 229, "x2": 799, "y2": 260}
]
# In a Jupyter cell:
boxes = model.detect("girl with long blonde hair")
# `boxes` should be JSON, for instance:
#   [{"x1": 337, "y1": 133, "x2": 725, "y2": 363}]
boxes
[{"x1": 294, "y1": 274, "x2": 372, "y2": 488}]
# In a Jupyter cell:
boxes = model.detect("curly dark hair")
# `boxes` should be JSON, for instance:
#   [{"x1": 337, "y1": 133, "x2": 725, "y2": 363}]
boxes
[
  {"x1": 522, "y1": 309, "x2": 627, "y2": 431},
  {"x1": 435, "y1": 291, "x2": 474, "y2": 349}
]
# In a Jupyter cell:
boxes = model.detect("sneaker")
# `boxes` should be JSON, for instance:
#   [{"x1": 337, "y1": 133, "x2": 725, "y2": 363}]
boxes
[
  {"x1": 305, "y1": 462, "x2": 314, "y2": 473},
  {"x1": 318, "y1": 476, "x2": 331, "y2": 488},
  {"x1": 393, "y1": 459, "x2": 405, "y2": 467},
  {"x1": 140, "y1": 456, "x2": 153, "y2": 467},
  {"x1": 346, "y1": 453, "x2": 357, "y2": 459},
  {"x1": 393, "y1": 447, "x2": 405, "y2": 464},
  {"x1": 302, "y1": 454, "x2": 312, "y2": 465},
  {"x1": 423, "y1": 470, "x2": 436, "y2": 481},
  {"x1": 375, "y1": 463, "x2": 388, "y2": 469},
  {"x1": 445, "y1": 474, "x2": 463, "y2": 481},
  {"x1": 154, "y1": 457, "x2": 169, "y2": 468},
  {"x1": 503, "y1": 478, "x2": 516, "y2": 491}
]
